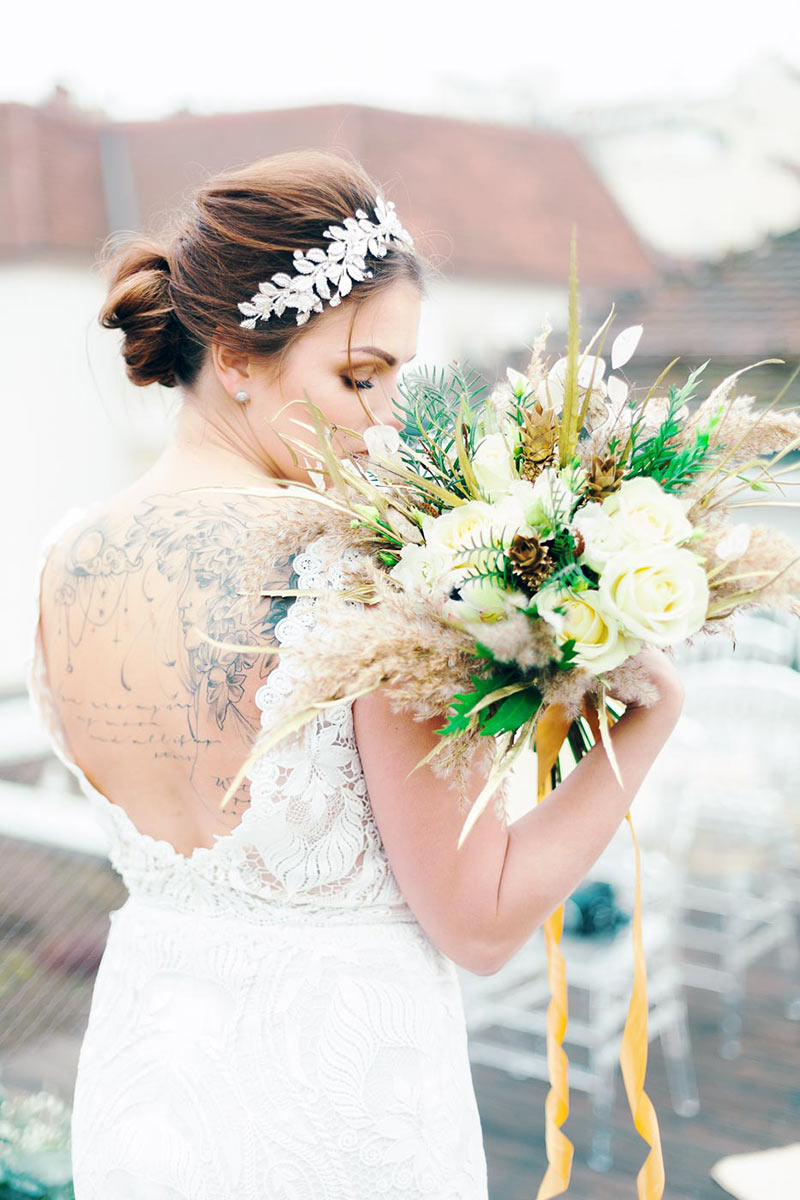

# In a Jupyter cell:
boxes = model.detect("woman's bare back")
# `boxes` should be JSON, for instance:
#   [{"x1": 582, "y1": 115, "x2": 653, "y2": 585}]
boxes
[{"x1": 37, "y1": 485, "x2": 294, "y2": 857}]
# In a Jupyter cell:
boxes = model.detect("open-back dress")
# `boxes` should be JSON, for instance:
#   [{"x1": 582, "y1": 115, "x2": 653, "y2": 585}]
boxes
[{"x1": 27, "y1": 507, "x2": 490, "y2": 1200}]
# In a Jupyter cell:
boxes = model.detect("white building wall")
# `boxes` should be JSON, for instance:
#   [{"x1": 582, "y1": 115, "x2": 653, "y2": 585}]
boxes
[
  {"x1": 421, "y1": 275, "x2": 567, "y2": 366},
  {"x1": 1, "y1": 257, "x2": 174, "y2": 691}
]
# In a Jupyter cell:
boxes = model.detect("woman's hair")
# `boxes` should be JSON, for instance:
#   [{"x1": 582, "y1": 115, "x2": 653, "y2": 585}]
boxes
[{"x1": 97, "y1": 149, "x2": 431, "y2": 390}]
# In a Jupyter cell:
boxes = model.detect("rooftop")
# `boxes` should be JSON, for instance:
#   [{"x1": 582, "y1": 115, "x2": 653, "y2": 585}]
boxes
[{"x1": 0, "y1": 97, "x2": 658, "y2": 289}]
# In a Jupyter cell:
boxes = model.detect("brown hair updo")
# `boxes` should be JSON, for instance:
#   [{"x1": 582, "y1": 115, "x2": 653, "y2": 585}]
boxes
[{"x1": 98, "y1": 149, "x2": 430, "y2": 390}]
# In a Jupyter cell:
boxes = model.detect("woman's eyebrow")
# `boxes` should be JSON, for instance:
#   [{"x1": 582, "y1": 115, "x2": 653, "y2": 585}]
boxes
[
  {"x1": 345, "y1": 345, "x2": 396, "y2": 366},
  {"x1": 342, "y1": 345, "x2": 417, "y2": 367}
]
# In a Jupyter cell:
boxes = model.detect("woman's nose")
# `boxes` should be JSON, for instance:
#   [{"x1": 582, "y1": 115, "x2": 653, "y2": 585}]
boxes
[
  {"x1": 366, "y1": 418, "x2": 403, "y2": 438},
  {"x1": 365, "y1": 377, "x2": 405, "y2": 433},
  {"x1": 374, "y1": 397, "x2": 404, "y2": 433}
]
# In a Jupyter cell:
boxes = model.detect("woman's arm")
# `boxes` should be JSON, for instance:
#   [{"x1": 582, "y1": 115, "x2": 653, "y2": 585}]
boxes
[
  {"x1": 483, "y1": 648, "x2": 685, "y2": 972},
  {"x1": 355, "y1": 647, "x2": 684, "y2": 976}
]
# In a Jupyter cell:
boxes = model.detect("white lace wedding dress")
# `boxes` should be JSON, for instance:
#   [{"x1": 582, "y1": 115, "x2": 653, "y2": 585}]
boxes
[{"x1": 28, "y1": 510, "x2": 490, "y2": 1200}]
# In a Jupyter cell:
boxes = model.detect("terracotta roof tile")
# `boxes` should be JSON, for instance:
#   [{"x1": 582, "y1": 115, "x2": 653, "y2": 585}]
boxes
[
  {"x1": 1, "y1": 99, "x2": 657, "y2": 290},
  {"x1": 0, "y1": 103, "x2": 106, "y2": 252},
  {"x1": 578, "y1": 227, "x2": 800, "y2": 358}
]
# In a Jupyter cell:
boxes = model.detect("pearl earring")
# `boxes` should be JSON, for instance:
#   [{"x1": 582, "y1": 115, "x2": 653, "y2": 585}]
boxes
[{"x1": 233, "y1": 390, "x2": 251, "y2": 404}]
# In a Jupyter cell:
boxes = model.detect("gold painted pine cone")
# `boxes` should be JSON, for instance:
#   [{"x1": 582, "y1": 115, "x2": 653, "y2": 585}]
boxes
[
  {"x1": 508, "y1": 532, "x2": 555, "y2": 593},
  {"x1": 585, "y1": 453, "x2": 625, "y2": 502},
  {"x1": 518, "y1": 402, "x2": 558, "y2": 482}
]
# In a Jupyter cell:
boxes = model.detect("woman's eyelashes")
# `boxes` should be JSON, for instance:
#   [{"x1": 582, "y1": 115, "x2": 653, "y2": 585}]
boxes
[{"x1": 343, "y1": 375, "x2": 375, "y2": 391}]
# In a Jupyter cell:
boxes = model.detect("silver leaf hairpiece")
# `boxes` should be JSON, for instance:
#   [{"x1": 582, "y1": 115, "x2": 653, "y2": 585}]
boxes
[{"x1": 237, "y1": 195, "x2": 415, "y2": 329}]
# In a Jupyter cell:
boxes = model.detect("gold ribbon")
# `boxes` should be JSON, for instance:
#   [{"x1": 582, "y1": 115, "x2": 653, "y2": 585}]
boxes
[
  {"x1": 532, "y1": 697, "x2": 665, "y2": 1199},
  {"x1": 534, "y1": 701, "x2": 574, "y2": 1200},
  {"x1": 620, "y1": 811, "x2": 665, "y2": 1198},
  {"x1": 582, "y1": 700, "x2": 665, "y2": 1200}
]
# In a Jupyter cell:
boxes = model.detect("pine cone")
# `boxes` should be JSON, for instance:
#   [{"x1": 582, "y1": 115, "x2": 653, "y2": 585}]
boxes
[
  {"x1": 584, "y1": 453, "x2": 625, "y2": 503},
  {"x1": 508, "y1": 532, "x2": 555, "y2": 594},
  {"x1": 518, "y1": 402, "x2": 559, "y2": 482}
]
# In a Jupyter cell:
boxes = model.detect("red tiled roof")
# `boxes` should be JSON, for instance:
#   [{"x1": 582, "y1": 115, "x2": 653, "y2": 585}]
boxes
[
  {"x1": 0, "y1": 98, "x2": 657, "y2": 289},
  {"x1": 0, "y1": 102, "x2": 106, "y2": 252},
  {"x1": 580, "y1": 227, "x2": 800, "y2": 358},
  {"x1": 118, "y1": 103, "x2": 658, "y2": 288}
]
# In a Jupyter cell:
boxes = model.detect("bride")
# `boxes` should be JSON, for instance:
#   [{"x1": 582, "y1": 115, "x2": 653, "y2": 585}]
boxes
[{"x1": 29, "y1": 148, "x2": 685, "y2": 1198}]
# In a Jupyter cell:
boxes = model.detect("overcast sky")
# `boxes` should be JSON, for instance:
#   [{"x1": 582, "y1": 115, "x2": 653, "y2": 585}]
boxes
[{"x1": 4, "y1": 0, "x2": 800, "y2": 122}]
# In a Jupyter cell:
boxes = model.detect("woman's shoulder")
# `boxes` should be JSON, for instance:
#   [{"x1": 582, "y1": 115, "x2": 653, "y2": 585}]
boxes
[
  {"x1": 37, "y1": 482, "x2": 348, "y2": 648},
  {"x1": 42, "y1": 486, "x2": 296, "y2": 571}
]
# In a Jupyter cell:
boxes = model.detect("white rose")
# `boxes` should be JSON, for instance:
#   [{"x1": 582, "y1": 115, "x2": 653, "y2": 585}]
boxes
[
  {"x1": 485, "y1": 491, "x2": 536, "y2": 545},
  {"x1": 424, "y1": 495, "x2": 535, "y2": 583},
  {"x1": 536, "y1": 583, "x2": 641, "y2": 674},
  {"x1": 422, "y1": 500, "x2": 495, "y2": 557},
  {"x1": 575, "y1": 478, "x2": 695, "y2": 573},
  {"x1": 572, "y1": 502, "x2": 628, "y2": 572},
  {"x1": 598, "y1": 543, "x2": 709, "y2": 646},
  {"x1": 388, "y1": 541, "x2": 453, "y2": 599},
  {"x1": 603, "y1": 477, "x2": 694, "y2": 550},
  {"x1": 504, "y1": 477, "x2": 538, "y2": 509},
  {"x1": 472, "y1": 430, "x2": 520, "y2": 501}
]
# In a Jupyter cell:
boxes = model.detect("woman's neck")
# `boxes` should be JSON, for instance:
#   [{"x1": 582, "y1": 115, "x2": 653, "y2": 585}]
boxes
[
  {"x1": 154, "y1": 440, "x2": 284, "y2": 489},
  {"x1": 134, "y1": 401, "x2": 294, "y2": 493}
]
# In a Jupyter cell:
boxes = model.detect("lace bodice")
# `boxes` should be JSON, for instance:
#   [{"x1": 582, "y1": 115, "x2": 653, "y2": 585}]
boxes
[{"x1": 28, "y1": 509, "x2": 416, "y2": 926}]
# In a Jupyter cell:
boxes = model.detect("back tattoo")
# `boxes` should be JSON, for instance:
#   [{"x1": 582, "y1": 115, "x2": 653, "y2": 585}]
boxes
[{"x1": 45, "y1": 493, "x2": 296, "y2": 813}]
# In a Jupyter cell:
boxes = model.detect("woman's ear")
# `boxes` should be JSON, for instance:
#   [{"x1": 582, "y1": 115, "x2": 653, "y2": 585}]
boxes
[{"x1": 210, "y1": 341, "x2": 252, "y2": 397}]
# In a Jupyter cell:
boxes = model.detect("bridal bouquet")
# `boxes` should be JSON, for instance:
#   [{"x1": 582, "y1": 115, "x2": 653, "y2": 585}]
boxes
[{"x1": 215, "y1": 231, "x2": 800, "y2": 1199}]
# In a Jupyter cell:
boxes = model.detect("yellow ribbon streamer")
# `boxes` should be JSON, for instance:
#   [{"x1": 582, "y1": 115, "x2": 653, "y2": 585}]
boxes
[
  {"x1": 534, "y1": 702, "x2": 574, "y2": 1200},
  {"x1": 582, "y1": 699, "x2": 665, "y2": 1199},
  {"x1": 620, "y1": 811, "x2": 666, "y2": 1199},
  {"x1": 532, "y1": 697, "x2": 665, "y2": 1198}
]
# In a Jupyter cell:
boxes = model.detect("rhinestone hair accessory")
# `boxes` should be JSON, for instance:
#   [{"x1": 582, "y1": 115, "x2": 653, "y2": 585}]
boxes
[{"x1": 237, "y1": 195, "x2": 415, "y2": 329}]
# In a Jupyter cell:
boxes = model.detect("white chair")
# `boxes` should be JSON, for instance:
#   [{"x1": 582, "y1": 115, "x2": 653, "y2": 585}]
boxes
[
  {"x1": 457, "y1": 753, "x2": 700, "y2": 1172},
  {"x1": 655, "y1": 659, "x2": 800, "y2": 1055}
]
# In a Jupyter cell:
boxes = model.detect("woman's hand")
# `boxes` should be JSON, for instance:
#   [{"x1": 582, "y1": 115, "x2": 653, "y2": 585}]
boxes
[{"x1": 622, "y1": 645, "x2": 686, "y2": 713}]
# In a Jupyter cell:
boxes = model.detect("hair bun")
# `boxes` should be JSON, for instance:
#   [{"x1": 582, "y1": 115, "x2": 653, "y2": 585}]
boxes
[{"x1": 98, "y1": 236, "x2": 181, "y2": 388}]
